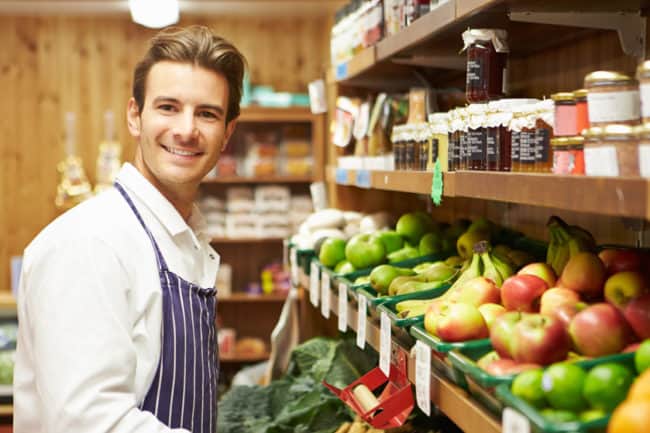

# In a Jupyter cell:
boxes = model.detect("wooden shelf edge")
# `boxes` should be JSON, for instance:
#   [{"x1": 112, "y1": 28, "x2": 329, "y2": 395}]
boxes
[
  {"x1": 0, "y1": 294, "x2": 16, "y2": 311},
  {"x1": 333, "y1": 46, "x2": 376, "y2": 83},
  {"x1": 238, "y1": 106, "x2": 316, "y2": 122},
  {"x1": 219, "y1": 352, "x2": 269, "y2": 363},
  {"x1": 202, "y1": 175, "x2": 314, "y2": 184}
]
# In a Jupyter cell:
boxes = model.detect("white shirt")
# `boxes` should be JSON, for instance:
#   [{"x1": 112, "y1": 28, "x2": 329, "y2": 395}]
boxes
[{"x1": 14, "y1": 163, "x2": 220, "y2": 433}]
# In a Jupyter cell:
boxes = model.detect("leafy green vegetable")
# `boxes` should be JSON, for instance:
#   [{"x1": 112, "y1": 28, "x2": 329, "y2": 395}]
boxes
[{"x1": 217, "y1": 337, "x2": 377, "y2": 433}]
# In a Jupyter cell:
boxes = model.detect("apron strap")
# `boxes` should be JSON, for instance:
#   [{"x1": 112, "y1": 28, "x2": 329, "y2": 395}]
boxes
[{"x1": 114, "y1": 182, "x2": 169, "y2": 271}]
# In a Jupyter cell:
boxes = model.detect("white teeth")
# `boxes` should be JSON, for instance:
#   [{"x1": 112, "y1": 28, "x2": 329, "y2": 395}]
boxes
[{"x1": 164, "y1": 146, "x2": 200, "y2": 156}]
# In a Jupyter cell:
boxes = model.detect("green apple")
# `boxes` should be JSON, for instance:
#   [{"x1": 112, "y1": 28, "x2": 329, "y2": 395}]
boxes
[
  {"x1": 344, "y1": 233, "x2": 386, "y2": 269},
  {"x1": 318, "y1": 237, "x2": 346, "y2": 268},
  {"x1": 396, "y1": 212, "x2": 428, "y2": 245},
  {"x1": 371, "y1": 230, "x2": 404, "y2": 254},
  {"x1": 334, "y1": 260, "x2": 355, "y2": 275},
  {"x1": 387, "y1": 245, "x2": 419, "y2": 263},
  {"x1": 635, "y1": 339, "x2": 650, "y2": 374},
  {"x1": 419, "y1": 232, "x2": 443, "y2": 256}
]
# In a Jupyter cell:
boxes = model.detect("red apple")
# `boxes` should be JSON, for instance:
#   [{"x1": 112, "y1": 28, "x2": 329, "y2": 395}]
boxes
[
  {"x1": 599, "y1": 248, "x2": 643, "y2": 276},
  {"x1": 624, "y1": 293, "x2": 650, "y2": 339},
  {"x1": 559, "y1": 252, "x2": 606, "y2": 299},
  {"x1": 604, "y1": 271, "x2": 648, "y2": 309},
  {"x1": 569, "y1": 303, "x2": 633, "y2": 356},
  {"x1": 424, "y1": 300, "x2": 446, "y2": 335},
  {"x1": 484, "y1": 358, "x2": 541, "y2": 376},
  {"x1": 501, "y1": 274, "x2": 549, "y2": 312},
  {"x1": 435, "y1": 302, "x2": 489, "y2": 342},
  {"x1": 455, "y1": 276, "x2": 501, "y2": 307},
  {"x1": 552, "y1": 302, "x2": 587, "y2": 328},
  {"x1": 490, "y1": 311, "x2": 525, "y2": 359},
  {"x1": 623, "y1": 342, "x2": 641, "y2": 353},
  {"x1": 539, "y1": 288, "x2": 581, "y2": 317},
  {"x1": 518, "y1": 262, "x2": 557, "y2": 289},
  {"x1": 511, "y1": 313, "x2": 571, "y2": 365},
  {"x1": 478, "y1": 303, "x2": 507, "y2": 328},
  {"x1": 477, "y1": 350, "x2": 500, "y2": 370}
]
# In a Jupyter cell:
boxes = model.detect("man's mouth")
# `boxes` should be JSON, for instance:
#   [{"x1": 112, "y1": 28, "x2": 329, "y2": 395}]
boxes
[{"x1": 161, "y1": 145, "x2": 203, "y2": 157}]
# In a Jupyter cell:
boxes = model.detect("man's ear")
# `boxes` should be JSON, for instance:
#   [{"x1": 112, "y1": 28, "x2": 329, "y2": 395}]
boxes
[
  {"x1": 222, "y1": 118, "x2": 238, "y2": 151},
  {"x1": 126, "y1": 97, "x2": 142, "y2": 138}
]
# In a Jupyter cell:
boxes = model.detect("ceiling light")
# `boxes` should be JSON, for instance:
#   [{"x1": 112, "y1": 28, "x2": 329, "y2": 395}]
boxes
[{"x1": 129, "y1": 0, "x2": 179, "y2": 28}]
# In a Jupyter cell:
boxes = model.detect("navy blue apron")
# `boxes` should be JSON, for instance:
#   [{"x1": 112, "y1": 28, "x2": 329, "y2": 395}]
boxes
[{"x1": 115, "y1": 182, "x2": 218, "y2": 433}]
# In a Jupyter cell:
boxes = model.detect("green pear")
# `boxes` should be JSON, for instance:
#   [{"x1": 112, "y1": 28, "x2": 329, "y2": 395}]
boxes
[
  {"x1": 371, "y1": 230, "x2": 404, "y2": 254},
  {"x1": 467, "y1": 217, "x2": 494, "y2": 234},
  {"x1": 354, "y1": 276, "x2": 370, "y2": 285},
  {"x1": 444, "y1": 255, "x2": 466, "y2": 268},
  {"x1": 396, "y1": 212, "x2": 428, "y2": 245},
  {"x1": 387, "y1": 245, "x2": 420, "y2": 263},
  {"x1": 387, "y1": 274, "x2": 427, "y2": 296},
  {"x1": 318, "y1": 237, "x2": 346, "y2": 268},
  {"x1": 369, "y1": 265, "x2": 416, "y2": 294},
  {"x1": 419, "y1": 232, "x2": 443, "y2": 256},
  {"x1": 345, "y1": 233, "x2": 386, "y2": 269},
  {"x1": 444, "y1": 218, "x2": 471, "y2": 239},
  {"x1": 456, "y1": 229, "x2": 490, "y2": 259},
  {"x1": 334, "y1": 260, "x2": 355, "y2": 275},
  {"x1": 412, "y1": 262, "x2": 435, "y2": 273},
  {"x1": 417, "y1": 262, "x2": 458, "y2": 282},
  {"x1": 395, "y1": 280, "x2": 445, "y2": 296}
]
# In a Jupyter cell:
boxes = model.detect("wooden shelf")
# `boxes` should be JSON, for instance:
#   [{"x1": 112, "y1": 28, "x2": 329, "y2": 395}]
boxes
[
  {"x1": 219, "y1": 292, "x2": 290, "y2": 303},
  {"x1": 238, "y1": 106, "x2": 317, "y2": 123},
  {"x1": 202, "y1": 175, "x2": 313, "y2": 184},
  {"x1": 0, "y1": 294, "x2": 16, "y2": 311},
  {"x1": 210, "y1": 237, "x2": 285, "y2": 244},
  {"x1": 327, "y1": 166, "x2": 650, "y2": 219},
  {"x1": 219, "y1": 352, "x2": 269, "y2": 363}
]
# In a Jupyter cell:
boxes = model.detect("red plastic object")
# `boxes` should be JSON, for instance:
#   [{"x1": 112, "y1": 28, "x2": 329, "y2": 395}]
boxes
[{"x1": 323, "y1": 359, "x2": 414, "y2": 429}]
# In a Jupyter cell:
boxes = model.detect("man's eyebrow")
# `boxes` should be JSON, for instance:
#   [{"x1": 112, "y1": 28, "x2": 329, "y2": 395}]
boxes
[{"x1": 152, "y1": 97, "x2": 225, "y2": 115}]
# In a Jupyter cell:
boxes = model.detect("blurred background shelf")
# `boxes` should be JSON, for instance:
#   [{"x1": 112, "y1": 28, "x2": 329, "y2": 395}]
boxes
[
  {"x1": 202, "y1": 175, "x2": 314, "y2": 184},
  {"x1": 219, "y1": 352, "x2": 270, "y2": 363},
  {"x1": 210, "y1": 237, "x2": 285, "y2": 244}
]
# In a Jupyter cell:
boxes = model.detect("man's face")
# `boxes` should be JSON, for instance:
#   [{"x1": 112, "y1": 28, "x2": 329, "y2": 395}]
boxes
[{"x1": 128, "y1": 61, "x2": 236, "y2": 195}]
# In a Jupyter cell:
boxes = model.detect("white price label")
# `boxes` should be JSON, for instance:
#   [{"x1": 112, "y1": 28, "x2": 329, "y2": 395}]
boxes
[
  {"x1": 379, "y1": 311, "x2": 391, "y2": 377},
  {"x1": 321, "y1": 271, "x2": 331, "y2": 318},
  {"x1": 356, "y1": 295, "x2": 367, "y2": 349},
  {"x1": 640, "y1": 144, "x2": 650, "y2": 178},
  {"x1": 338, "y1": 282, "x2": 348, "y2": 332},
  {"x1": 290, "y1": 248, "x2": 298, "y2": 284},
  {"x1": 502, "y1": 408, "x2": 531, "y2": 433},
  {"x1": 584, "y1": 145, "x2": 619, "y2": 177},
  {"x1": 415, "y1": 341, "x2": 431, "y2": 416},
  {"x1": 309, "y1": 262, "x2": 320, "y2": 307}
]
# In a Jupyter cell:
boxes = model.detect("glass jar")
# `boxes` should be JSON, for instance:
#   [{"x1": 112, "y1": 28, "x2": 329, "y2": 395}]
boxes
[
  {"x1": 428, "y1": 112, "x2": 449, "y2": 171},
  {"x1": 552, "y1": 92, "x2": 578, "y2": 136},
  {"x1": 467, "y1": 104, "x2": 488, "y2": 170},
  {"x1": 584, "y1": 124, "x2": 639, "y2": 177},
  {"x1": 484, "y1": 105, "x2": 502, "y2": 171},
  {"x1": 462, "y1": 29, "x2": 509, "y2": 103},
  {"x1": 638, "y1": 123, "x2": 650, "y2": 177},
  {"x1": 391, "y1": 125, "x2": 403, "y2": 170},
  {"x1": 456, "y1": 108, "x2": 470, "y2": 170},
  {"x1": 416, "y1": 123, "x2": 430, "y2": 171},
  {"x1": 574, "y1": 89, "x2": 589, "y2": 134},
  {"x1": 448, "y1": 109, "x2": 460, "y2": 171},
  {"x1": 567, "y1": 136, "x2": 585, "y2": 175},
  {"x1": 637, "y1": 61, "x2": 650, "y2": 123},
  {"x1": 510, "y1": 104, "x2": 538, "y2": 172},
  {"x1": 551, "y1": 137, "x2": 570, "y2": 175},
  {"x1": 403, "y1": 124, "x2": 417, "y2": 171},
  {"x1": 535, "y1": 99, "x2": 554, "y2": 173},
  {"x1": 584, "y1": 71, "x2": 640, "y2": 126}
]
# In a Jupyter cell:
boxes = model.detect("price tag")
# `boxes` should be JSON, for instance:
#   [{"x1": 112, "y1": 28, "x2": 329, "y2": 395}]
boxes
[
  {"x1": 335, "y1": 62, "x2": 349, "y2": 80},
  {"x1": 502, "y1": 408, "x2": 531, "y2": 433},
  {"x1": 431, "y1": 159, "x2": 443, "y2": 206},
  {"x1": 338, "y1": 282, "x2": 348, "y2": 332},
  {"x1": 356, "y1": 294, "x2": 367, "y2": 349},
  {"x1": 415, "y1": 340, "x2": 431, "y2": 416},
  {"x1": 321, "y1": 271, "x2": 331, "y2": 318},
  {"x1": 290, "y1": 248, "x2": 299, "y2": 285},
  {"x1": 356, "y1": 169, "x2": 371, "y2": 188},
  {"x1": 309, "y1": 262, "x2": 320, "y2": 307},
  {"x1": 335, "y1": 167, "x2": 348, "y2": 185},
  {"x1": 379, "y1": 311, "x2": 391, "y2": 377}
]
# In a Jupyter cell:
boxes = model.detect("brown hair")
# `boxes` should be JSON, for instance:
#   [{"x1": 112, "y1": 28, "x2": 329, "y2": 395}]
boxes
[{"x1": 132, "y1": 25, "x2": 246, "y2": 123}]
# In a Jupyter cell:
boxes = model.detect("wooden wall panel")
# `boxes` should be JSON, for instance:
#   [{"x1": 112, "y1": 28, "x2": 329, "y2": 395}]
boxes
[{"x1": 0, "y1": 14, "x2": 331, "y2": 292}]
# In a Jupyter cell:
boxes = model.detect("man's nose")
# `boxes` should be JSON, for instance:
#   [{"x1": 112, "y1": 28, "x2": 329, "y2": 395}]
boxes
[{"x1": 172, "y1": 111, "x2": 198, "y2": 141}]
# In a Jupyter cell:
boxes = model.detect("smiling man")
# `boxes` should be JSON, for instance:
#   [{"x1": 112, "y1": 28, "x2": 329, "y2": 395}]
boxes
[{"x1": 14, "y1": 26, "x2": 246, "y2": 433}]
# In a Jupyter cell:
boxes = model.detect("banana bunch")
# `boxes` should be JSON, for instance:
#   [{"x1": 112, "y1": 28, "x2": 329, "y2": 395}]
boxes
[
  {"x1": 449, "y1": 240, "x2": 514, "y2": 290},
  {"x1": 546, "y1": 216, "x2": 597, "y2": 276},
  {"x1": 395, "y1": 299, "x2": 435, "y2": 318}
]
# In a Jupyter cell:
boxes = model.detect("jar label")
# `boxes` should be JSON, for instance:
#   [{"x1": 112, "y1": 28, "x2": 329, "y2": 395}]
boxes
[
  {"x1": 468, "y1": 129, "x2": 486, "y2": 161},
  {"x1": 420, "y1": 142, "x2": 429, "y2": 171},
  {"x1": 553, "y1": 150, "x2": 574, "y2": 174},
  {"x1": 466, "y1": 57, "x2": 485, "y2": 90},
  {"x1": 585, "y1": 146, "x2": 619, "y2": 177},
  {"x1": 587, "y1": 90, "x2": 640, "y2": 123},
  {"x1": 535, "y1": 129, "x2": 551, "y2": 162},
  {"x1": 641, "y1": 83, "x2": 650, "y2": 119},
  {"x1": 511, "y1": 131, "x2": 520, "y2": 162},
  {"x1": 431, "y1": 138, "x2": 440, "y2": 165},
  {"x1": 519, "y1": 131, "x2": 536, "y2": 164},
  {"x1": 405, "y1": 143, "x2": 415, "y2": 169},
  {"x1": 486, "y1": 129, "x2": 498, "y2": 162},
  {"x1": 639, "y1": 144, "x2": 650, "y2": 177}
]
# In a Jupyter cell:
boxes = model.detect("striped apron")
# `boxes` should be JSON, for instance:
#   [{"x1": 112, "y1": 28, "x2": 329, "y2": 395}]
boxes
[{"x1": 115, "y1": 183, "x2": 218, "y2": 433}]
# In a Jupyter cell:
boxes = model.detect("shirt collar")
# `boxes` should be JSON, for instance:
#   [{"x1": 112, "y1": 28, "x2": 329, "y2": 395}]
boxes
[{"x1": 115, "y1": 163, "x2": 205, "y2": 238}]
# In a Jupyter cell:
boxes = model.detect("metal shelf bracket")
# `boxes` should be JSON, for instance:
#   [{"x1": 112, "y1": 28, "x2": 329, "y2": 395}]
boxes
[{"x1": 509, "y1": 11, "x2": 647, "y2": 59}]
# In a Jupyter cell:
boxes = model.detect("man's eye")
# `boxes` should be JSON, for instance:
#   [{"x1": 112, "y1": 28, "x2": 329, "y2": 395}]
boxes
[
  {"x1": 158, "y1": 104, "x2": 176, "y2": 111},
  {"x1": 199, "y1": 111, "x2": 218, "y2": 119}
]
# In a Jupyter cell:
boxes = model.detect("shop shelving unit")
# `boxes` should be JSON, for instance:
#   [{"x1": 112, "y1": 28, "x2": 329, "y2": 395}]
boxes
[{"x1": 318, "y1": 0, "x2": 650, "y2": 431}]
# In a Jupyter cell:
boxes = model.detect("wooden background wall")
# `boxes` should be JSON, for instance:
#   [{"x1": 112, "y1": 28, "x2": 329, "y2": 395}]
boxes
[{"x1": 0, "y1": 14, "x2": 331, "y2": 292}]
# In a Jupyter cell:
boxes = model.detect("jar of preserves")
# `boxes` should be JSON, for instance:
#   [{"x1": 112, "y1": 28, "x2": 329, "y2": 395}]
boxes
[
  {"x1": 574, "y1": 89, "x2": 589, "y2": 134},
  {"x1": 484, "y1": 104, "x2": 502, "y2": 171},
  {"x1": 638, "y1": 123, "x2": 650, "y2": 177},
  {"x1": 567, "y1": 136, "x2": 585, "y2": 175},
  {"x1": 509, "y1": 103, "x2": 538, "y2": 172},
  {"x1": 448, "y1": 109, "x2": 460, "y2": 171},
  {"x1": 584, "y1": 124, "x2": 639, "y2": 177},
  {"x1": 467, "y1": 103, "x2": 488, "y2": 170},
  {"x1": 462, "y1": 29, "x2": 509, "y2": 103},
  {"x1": 552, "y1": 92, "x2": 578, "y2": 136},
  {"x1": 551, "y1": 137, "x2": 570, "y2": 175},
  {"x1": 535, "y1": 99, "x2": 555, "y2": 173},
  {"x1": 391, "y1": 125, "x2": 405, "y2": 170},
  {"x1": 455, "y1": 108, "x2": 470, "y2": 170},
  {"x1": 637, "y1": 61, "x2": 650, "y2": 123},
  {"x1": 403, "y1": 124, "x2": 417, "y2": 171},
  {"x1": 416, "y1": 123, "x2": 430, "y2": 171},
  {"x1": 584, "y1": 71, "x2": 640, "y2": 126},
  {"x1": 428, "y1": 112, "x2": 449, "y2": 171}
]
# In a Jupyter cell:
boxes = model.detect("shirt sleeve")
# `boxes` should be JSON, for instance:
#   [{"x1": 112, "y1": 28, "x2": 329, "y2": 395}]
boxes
[{"x1": 15, "y1": 234, "x2": 190, "y2": 433}]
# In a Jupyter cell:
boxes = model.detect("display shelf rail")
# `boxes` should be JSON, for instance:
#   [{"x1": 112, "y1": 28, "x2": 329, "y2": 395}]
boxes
[
  {"x1": 219, "y1": 292, "x2": 298, "y2": 303},
  {"x1": 327, "y1": 166, "x2": 650, "y2": 219},
  {"x1": 312, "y1": 281, "x2": 502, "y2": 433},
  {"x1": 238, "y1": 106, "x2": 316, "y2": 123}
]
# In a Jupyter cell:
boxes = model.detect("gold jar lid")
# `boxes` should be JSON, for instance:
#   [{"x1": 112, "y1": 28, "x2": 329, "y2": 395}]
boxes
[
  {"x1": 637, "y1": 61, "x2": 650, "y2": 80},
  {"x1": 550, "y1": 137, "x2": 569, "y2": 147},
  {"x1": 584, "y1": 71, "x2": 637, "y2": 88},
  {"x1": 636, "y1": 123, "x2": 650, "y2": 138},
  {"x1": 581, "y1": 126, "x2": 604, "y2": 139},
  {"x1": 551, "y1": 92, "x2": 575, "y2": 102},
  {"x1": 565, "y1": 136, "x2": 585, "y2": 146},
  {"x1": 600, "y1": 124, "x2": 638, "y2": 140},
  {"x1": 573, "y1": 89, "x2": 588, "y2": 100}
]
